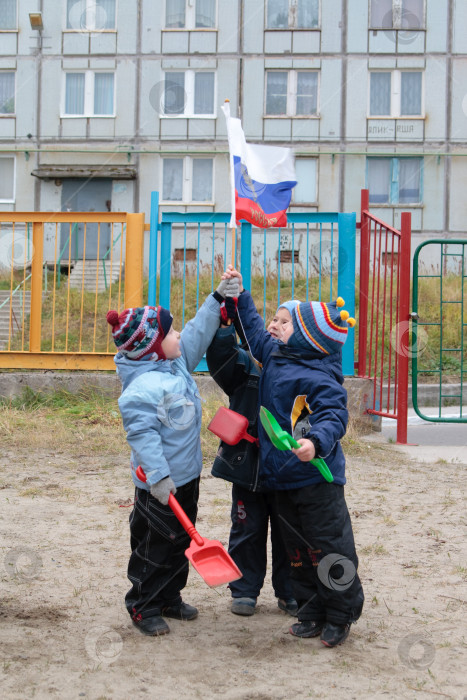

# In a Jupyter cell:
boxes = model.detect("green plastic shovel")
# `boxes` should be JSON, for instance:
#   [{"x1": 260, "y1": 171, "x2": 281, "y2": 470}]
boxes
[{"x1": 259, "y1": 406, "x2": 334, "y2": 483}]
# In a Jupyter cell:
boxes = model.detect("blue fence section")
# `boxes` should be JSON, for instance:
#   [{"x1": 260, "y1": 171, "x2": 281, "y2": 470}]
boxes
[{"x1": 148, "y1": 193, "x2": 356, "y2": 375}]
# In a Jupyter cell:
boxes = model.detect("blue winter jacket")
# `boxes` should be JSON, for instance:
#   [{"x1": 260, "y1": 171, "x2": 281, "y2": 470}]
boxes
[
  {"x1": 237, "y1": 290, "x2": 348, "y2": 490},
  {"x1": 115, "y1": 294, "x2": 221, "y2": 490}
]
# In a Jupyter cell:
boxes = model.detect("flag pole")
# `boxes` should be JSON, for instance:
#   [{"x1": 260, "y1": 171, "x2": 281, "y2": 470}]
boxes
[{"x1": 223, "y1": 99, "x2": 237, "y2": 270}]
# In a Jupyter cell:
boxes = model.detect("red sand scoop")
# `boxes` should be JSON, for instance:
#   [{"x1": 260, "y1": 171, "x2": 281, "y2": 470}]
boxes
[
  {"x1": 207, "y1": 406, "x2": 258, "y2": 445},
  {"x1": 135, "y1": 466, "x2": 242, "y2": 588}
]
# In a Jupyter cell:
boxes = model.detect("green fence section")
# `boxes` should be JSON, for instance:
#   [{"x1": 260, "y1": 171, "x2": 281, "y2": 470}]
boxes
[{"x1": 412, "y1": 239, "x2": 467, "y2": 422}]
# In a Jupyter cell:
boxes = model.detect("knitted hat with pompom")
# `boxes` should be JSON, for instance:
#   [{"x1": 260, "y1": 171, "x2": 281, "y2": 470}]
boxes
[
  {"x1": 106, "y1": 305, "x2": 173, "y2": 360},
  {"x1": 288, "y1": 297, "x2": 356, "y2": 356}
]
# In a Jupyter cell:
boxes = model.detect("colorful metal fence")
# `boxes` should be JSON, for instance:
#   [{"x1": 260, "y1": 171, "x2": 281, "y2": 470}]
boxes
[
  {"x1": 0, "y1": 212, "x2": 144, "y2": 370},
  {"x1": 148, "y1": 194, "x2": 356, "y2": 374},
  {"x1": 412, "y1": 240, "x2": 467, "y2": 422},
  {"x1": 357, "y1": 189, "x2": 411, "y2": 443}
]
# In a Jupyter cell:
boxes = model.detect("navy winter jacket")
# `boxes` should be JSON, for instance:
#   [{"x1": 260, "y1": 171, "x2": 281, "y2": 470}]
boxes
[
  {"x1": 236, "y1": 290, "x2": 348, "y2": 490},
  {"x1": 206, "y1": 324, "x2": 262, "y2": 491}
]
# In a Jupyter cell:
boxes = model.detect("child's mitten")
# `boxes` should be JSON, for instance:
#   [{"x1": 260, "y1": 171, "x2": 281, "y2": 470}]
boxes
[
  {"x1": 224, "y1": 279, "x2": 240, "y2": 298},
  {"x1": 150, "y1": 476, "x2": 177, "y2": 505}
]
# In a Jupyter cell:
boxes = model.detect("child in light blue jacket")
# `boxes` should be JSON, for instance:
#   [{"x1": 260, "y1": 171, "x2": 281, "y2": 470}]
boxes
[{"x1": 107, "y1": 279, "x2": 236, "y2": 637}]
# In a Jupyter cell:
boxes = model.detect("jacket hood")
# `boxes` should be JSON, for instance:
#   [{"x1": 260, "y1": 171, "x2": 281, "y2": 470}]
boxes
[
  {"x1": 274, "y1": 344, "x2": 344, "y2": 384},
  {"x1": 114, "y1": 352, "x2": 173, "y2": 391}
]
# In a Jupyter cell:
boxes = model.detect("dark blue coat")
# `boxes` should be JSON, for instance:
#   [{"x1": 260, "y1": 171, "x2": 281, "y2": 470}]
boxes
[{"x1": 237, "y1": 291, "x2": 348, "y2": 490}]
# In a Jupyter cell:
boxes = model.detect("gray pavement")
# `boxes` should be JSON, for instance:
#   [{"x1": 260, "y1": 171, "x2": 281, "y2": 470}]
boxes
[{"x1": 363, "y1": 407, "x2": 467, "y2": 464}]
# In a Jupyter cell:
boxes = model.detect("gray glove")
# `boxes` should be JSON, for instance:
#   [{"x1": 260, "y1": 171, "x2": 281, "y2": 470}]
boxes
[
  {"x1": 150, "y1": 476, "x2": 177, "y2": 505},
  {"x1": 224, "y1": 279, "x2": 240, "y2": 297}
]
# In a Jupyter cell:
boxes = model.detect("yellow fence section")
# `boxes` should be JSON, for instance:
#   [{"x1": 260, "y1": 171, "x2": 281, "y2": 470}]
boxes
[{"x1": 0, "y1": 212, "x2": 145, "y2": 370}]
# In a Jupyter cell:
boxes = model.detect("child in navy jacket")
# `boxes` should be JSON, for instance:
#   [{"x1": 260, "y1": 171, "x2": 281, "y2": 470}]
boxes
[
  {"x1": 206, "y1": 302, "x2": 299, "y2": 617},
  {"x1": 224, "y1": 267, "x2": 364, "y2": 648}
]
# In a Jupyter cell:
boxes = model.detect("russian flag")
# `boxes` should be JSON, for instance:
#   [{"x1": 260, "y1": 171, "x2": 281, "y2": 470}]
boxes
[{"x1": 222, "y1": 101, "x2": 297, "y2": 229}]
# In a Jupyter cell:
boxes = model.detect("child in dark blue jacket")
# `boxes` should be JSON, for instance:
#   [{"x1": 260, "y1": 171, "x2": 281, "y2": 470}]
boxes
[
  {"x1": 225, "y1": 268, "x2": 364, "y2": 648},
  {"x1": 206, "y1": 302, "x2": 299, "y2": 617}
]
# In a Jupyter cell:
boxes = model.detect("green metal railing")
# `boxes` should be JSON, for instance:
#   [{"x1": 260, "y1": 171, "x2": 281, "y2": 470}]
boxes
[{"x1": 412, "y1": 239, "x2": 467, "y2": 422}]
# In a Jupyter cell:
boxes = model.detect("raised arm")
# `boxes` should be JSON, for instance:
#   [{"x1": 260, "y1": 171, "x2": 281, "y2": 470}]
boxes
[
  {"x1": 206, "y1": 324, "x2": 255, "y2": 397},
  {"x1": 179, "y1": 293, "x2": 223, "y2": 373},
  {"x1": 236, "y1": 290, "x2": 276, "y2": 365}
]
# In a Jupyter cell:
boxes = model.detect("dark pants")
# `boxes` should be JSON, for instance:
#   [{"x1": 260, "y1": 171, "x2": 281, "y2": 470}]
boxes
[
  {"x1": 228, "y1": 484, "x2": 294, "y2": 600},
  {"x1": 275, "y1": 482, "x2": 364, "y2": 626},
  {"x1": 125, "y1": 478, "x2": 199, "y2": 620}
]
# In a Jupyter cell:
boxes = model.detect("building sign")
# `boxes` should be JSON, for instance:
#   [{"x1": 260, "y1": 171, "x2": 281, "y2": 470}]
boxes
[{"x1": 367, "y1": 120, "x2": 424, "y2": 141}]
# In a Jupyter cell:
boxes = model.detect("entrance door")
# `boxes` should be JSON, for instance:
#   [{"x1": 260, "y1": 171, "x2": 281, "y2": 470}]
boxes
[
  {"x1": 412, "y1": 239, "x2": 467, "y2": 422},
  {"x1": 60, "y1": 179, "x2": 112, "y2": 260}
]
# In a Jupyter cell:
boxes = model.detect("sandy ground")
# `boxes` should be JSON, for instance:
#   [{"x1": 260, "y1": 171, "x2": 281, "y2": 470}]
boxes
[{"x1": 0, "y1": 440, "x2": 466, "y2": 700}]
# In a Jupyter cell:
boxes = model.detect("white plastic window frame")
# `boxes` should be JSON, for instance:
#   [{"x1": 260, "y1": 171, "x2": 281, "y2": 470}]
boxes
[
  {"x1": 0, "y1": 70, "x2": 15, "y2": 116},
  {"x1": 160, "y1": 156, "x2": 215, "y2": 205},
  {"x1": 0, "y1": 155, "x2": 16, "y2": 203},
  {"x1": 265, "y1": 0, "x2": 320, "y2": 30},
  {"x1": 164, "y1": 0, "x2": 218, "y2": 30},
  {"x1": 0, "y1": 0, "x2": 18, "y2": 31},
  {"x1": 366, "y1": 156, "x2": 423, "y2": 205},
  {"x1": 64, "y1": 0, "x2": 117, "y2": 32},
  {"x1": 264, "y1": 69, "x2": 320, "y2": 118},
  {"x1": 369, "y1": 0, "x2": 425, "y2": 30},
  {"x1": 368, "y1": 69, "x2": 424, "y2": 118},
  {"x1": 161, "y1": 70, "x2": 216, "y2": 119},
  {"x1": 61, "y1": 71, "x2": 116, "y2": 118}
]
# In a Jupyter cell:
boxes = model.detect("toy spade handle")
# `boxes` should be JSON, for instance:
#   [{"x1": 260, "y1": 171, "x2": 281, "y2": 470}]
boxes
[
  {"x1": 135, "y1": 466, "x2": 204, "y2": 546},
  {"x1": 282, "y1": 436, "x2": 334, "y2": 483}
]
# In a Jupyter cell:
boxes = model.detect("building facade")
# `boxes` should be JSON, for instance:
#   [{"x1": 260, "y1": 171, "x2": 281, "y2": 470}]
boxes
[{"x1": 1, "y1": 0, "x2": 466, "y2": 265}]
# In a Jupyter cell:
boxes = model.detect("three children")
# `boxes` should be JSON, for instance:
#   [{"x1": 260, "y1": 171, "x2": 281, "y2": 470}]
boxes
[{"x1": 110, "y1": 267, "x2": 363, "y2": 647}]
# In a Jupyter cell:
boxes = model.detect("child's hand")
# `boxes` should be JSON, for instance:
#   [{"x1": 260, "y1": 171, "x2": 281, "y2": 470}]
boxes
[
  {"x1": 222, "y1": 264, "x2": 244, "y2": 292},
  {"x1": 291, "y1": 439, "x2": 316, "y2": 462}
]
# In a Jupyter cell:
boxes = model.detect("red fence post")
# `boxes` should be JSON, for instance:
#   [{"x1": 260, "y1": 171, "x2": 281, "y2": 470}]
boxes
[
  {"x1": 396, "y1": 212, "x2": 411, "y2": 444},
  {"x1": 358, "y1": 189, "x2": 370, "y2": 376}
]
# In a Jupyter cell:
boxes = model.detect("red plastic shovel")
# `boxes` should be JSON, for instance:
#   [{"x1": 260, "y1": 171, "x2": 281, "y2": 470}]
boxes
[
  {"x1": 207, "y1": 406, "x2": 258, "y2": 445},
  {"x1": 135, "y1": 466, "x2": 242, "y2": 588}
]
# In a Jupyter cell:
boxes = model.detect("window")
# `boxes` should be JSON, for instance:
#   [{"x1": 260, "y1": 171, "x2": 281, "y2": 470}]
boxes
[
  {"x1": 0, "y1": 0, "x2": 16, "y2": 29},
  {"x1": 266, "y1": 71, "x2": 318, "y2": 116},
  {"x1": 66, "y1": 0, "x2": 116, "y2": 31},
  {"x1": 367, "y1": 158, "x2": 422, "y2": 204},
  {"x1": 293, "y1": 159, "x2": 317, "y2": 203},
  {"x1": 63, "y1": 72, "x2": 115, "y2": 116},
  {"x1": 369, "y1": 71, "x2": 422, "y2": 117},
  {"x1": 165, "y1": 0, "x2": 216, "y2": 29},
  {"x1": 370, "y1": 0, "x2": 424, "y2": 30},
  {"x1": 0, "y1": 156, "x2": 15, "y2": 202},
  {"x1": 267, "y1": 0, "x2": 319, "y2": 29},
  {"x1": 0, "y1": 72, "x2": 15, "y2": 114},
  {"x1": 163, "y1": 71, "x2": 215, "y2": 117},
  {"x1": 162, "y1": 158, "x2": 213, "y2": 203}
]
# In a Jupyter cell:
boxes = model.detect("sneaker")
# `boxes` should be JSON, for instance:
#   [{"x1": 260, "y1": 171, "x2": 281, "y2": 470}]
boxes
[
  {"x1": 277, "y1": 598, "x2": 298, "y2": 617},
  {"x1": 231, "y1": 597, "x2": 257, "y2": 616},
  {"x1": 289, "y1": 620, "x2": 324, "y2": 638},
  {"x1": 320, "y1": 622, "x2": 351, "y2": 647},
  {"x1": 161, "y1": 601, "x2": 198, "y2": 621},
  {"x1": 131, "y1": 614, "x2": 170, "y2": 636}
]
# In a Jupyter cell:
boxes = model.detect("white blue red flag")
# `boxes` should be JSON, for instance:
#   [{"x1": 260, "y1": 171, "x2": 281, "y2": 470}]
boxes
[{"x1": 221, "y1": 101, "x2": 297, "y2": 229}]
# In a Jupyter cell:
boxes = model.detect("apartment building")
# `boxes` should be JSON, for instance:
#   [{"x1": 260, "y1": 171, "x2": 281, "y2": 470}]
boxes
[{"x1": 1, "y1": 0, "x2": 466, "y2": 263}]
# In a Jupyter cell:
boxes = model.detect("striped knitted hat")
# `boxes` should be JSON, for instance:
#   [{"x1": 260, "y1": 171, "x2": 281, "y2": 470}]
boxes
[
  {"x1": 288, "y1": 297, "x2": 356, "y2": 355},
  {"x1": 106, "y1": 305, "x2": 173, "y2": 360}
]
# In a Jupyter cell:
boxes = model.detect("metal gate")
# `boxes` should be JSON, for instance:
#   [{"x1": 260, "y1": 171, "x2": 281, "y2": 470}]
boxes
[{"x1": 412, "y1": 239, "x2": 467, "y2": 422}]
